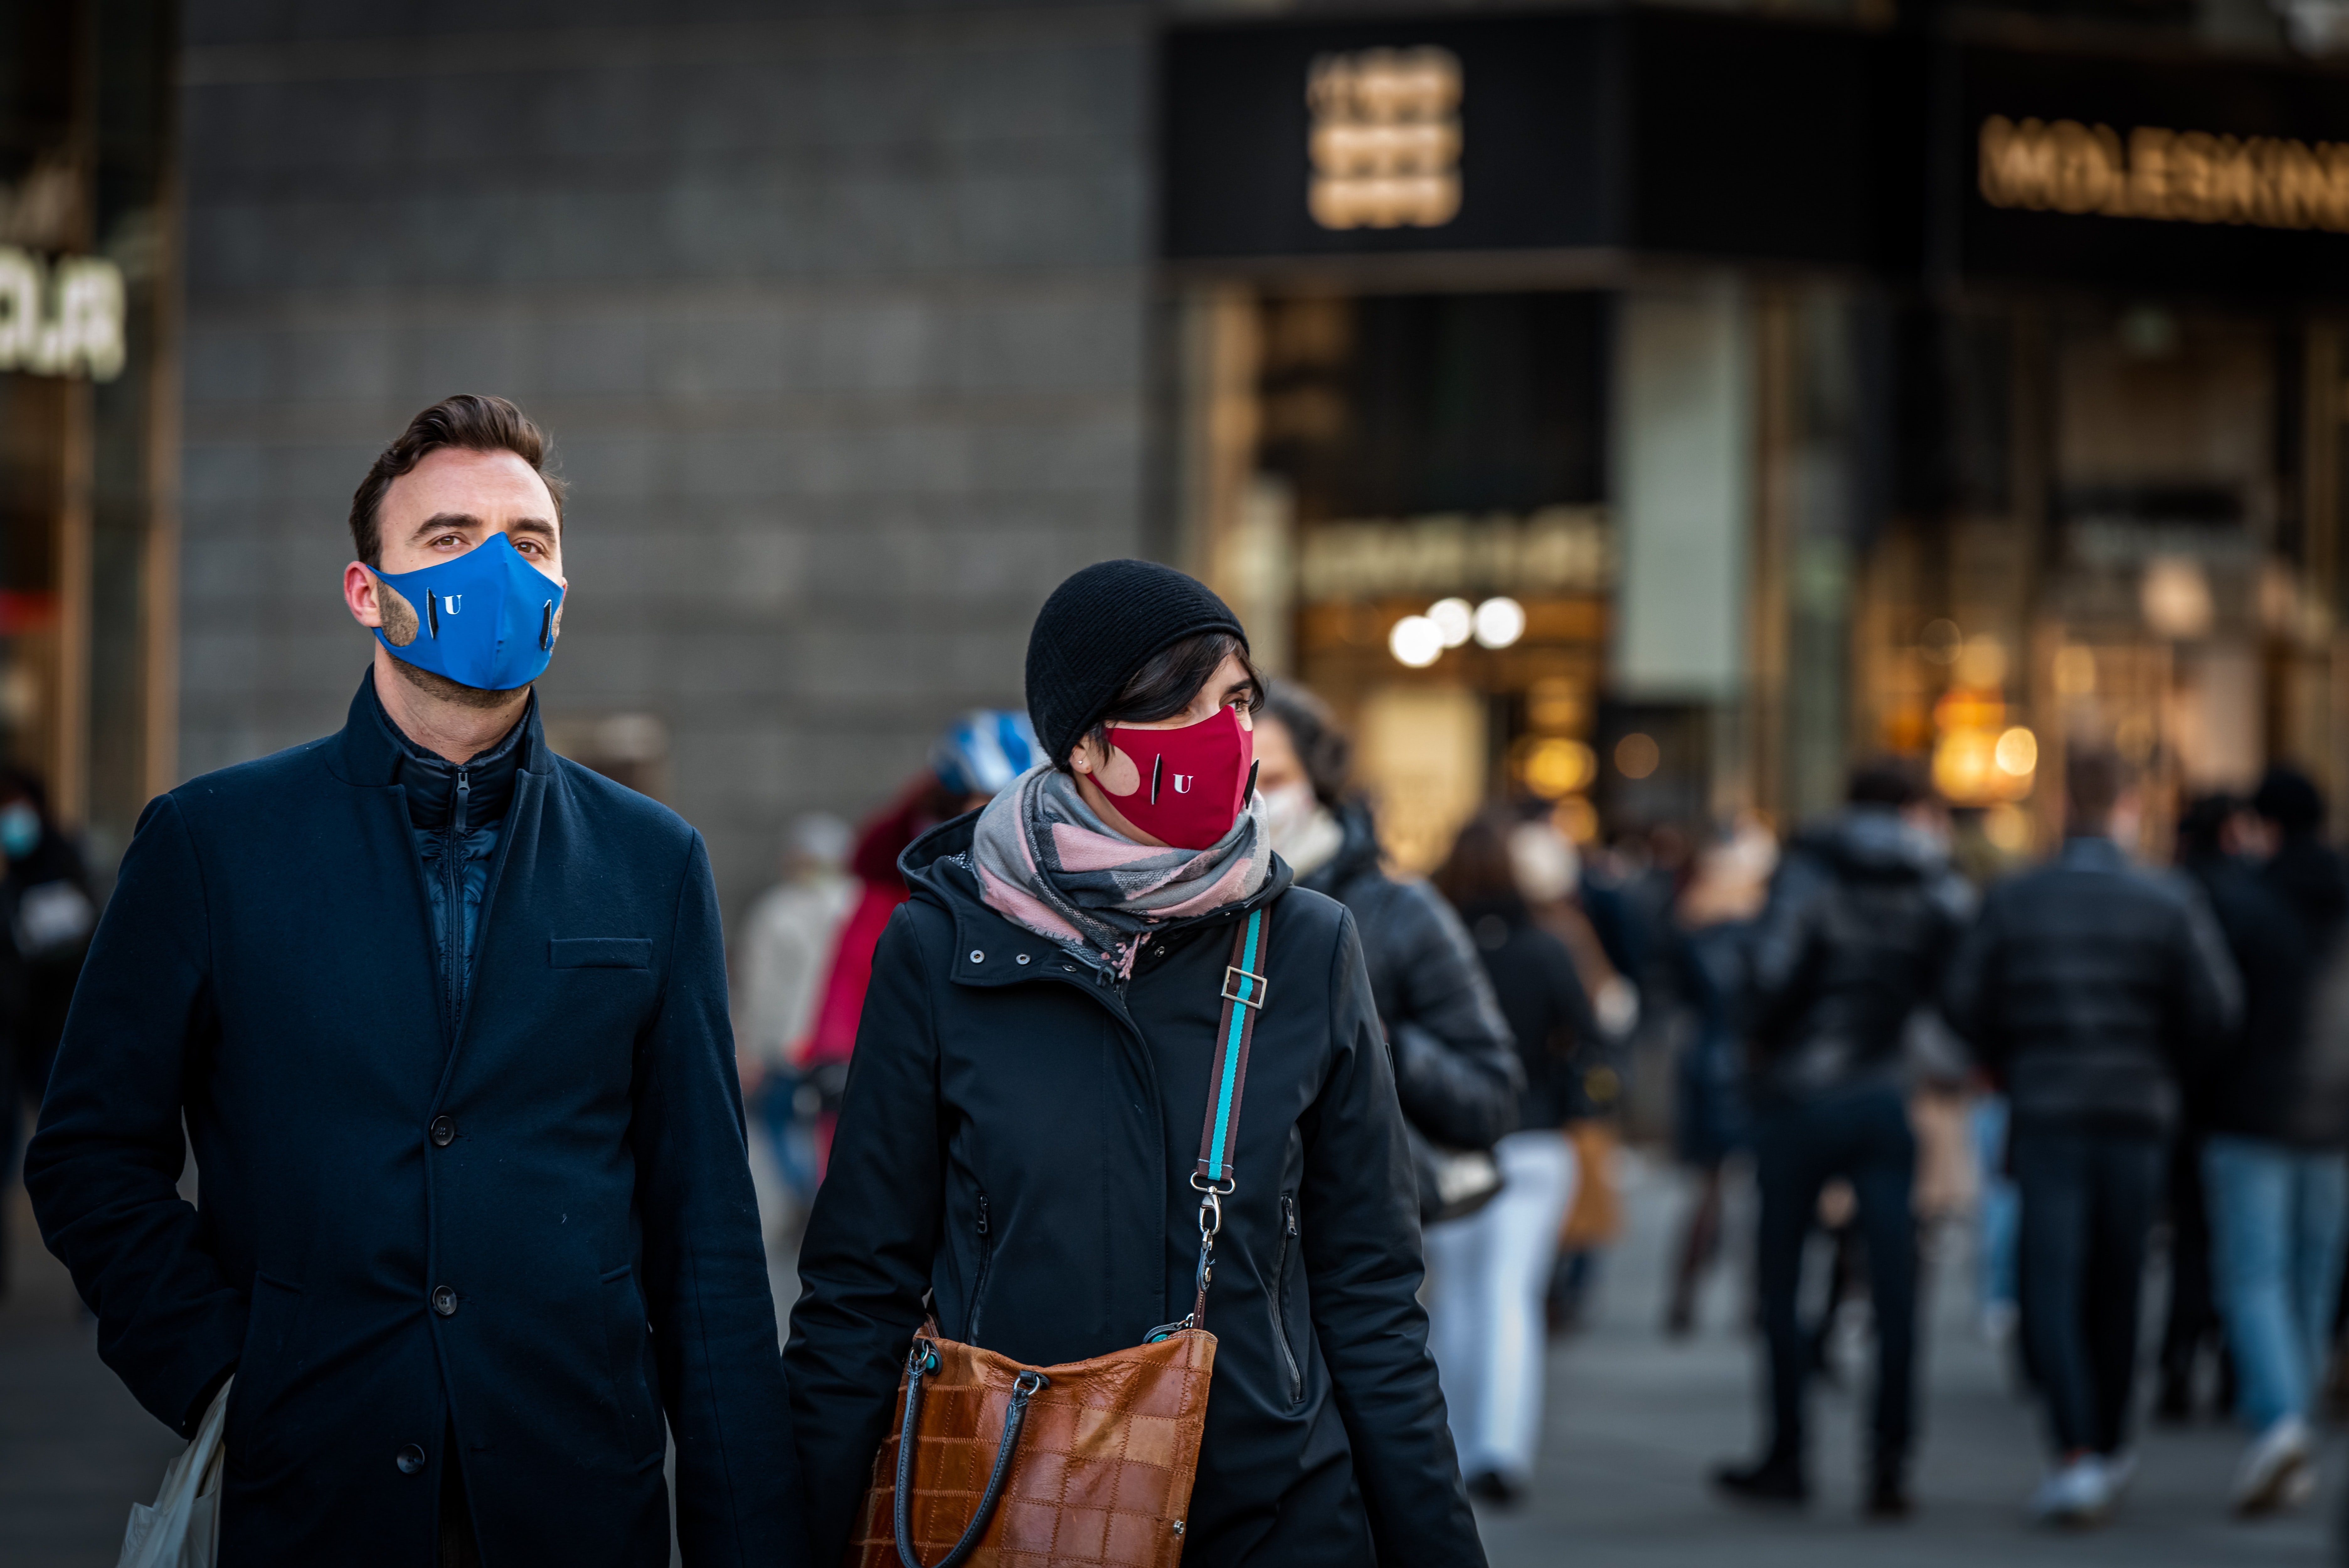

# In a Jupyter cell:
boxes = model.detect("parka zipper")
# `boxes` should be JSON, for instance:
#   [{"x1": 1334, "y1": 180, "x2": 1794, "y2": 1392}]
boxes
[
  {"x1": 1271, "y1": 1195, "x2": 1302, "y2": 1404},
  {"x1": 968, "y1": 1192, "x2": 994, "y2": 1345},
  {"x1": 442, "y1": 765, "x2": 469, "y2": 1036}
]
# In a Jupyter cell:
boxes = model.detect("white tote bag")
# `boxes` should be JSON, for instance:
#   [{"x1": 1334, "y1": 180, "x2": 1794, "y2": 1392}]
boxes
[{"x1": 120, "y1": 1376, "x2": 232, "y2": 1568}]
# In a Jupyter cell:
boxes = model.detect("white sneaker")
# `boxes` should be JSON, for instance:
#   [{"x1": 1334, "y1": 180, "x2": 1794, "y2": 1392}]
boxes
[
  {"x1": 2030, "y1": 1456, "x2": 2113, "y2": 1528},
  {"x1": 2232, "y1": 1416, "x2": 2314, "y2": 1517}
]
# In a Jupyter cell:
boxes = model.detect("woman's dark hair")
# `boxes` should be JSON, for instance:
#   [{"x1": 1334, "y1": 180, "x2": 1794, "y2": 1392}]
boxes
[
  {"x1": 1058, "y1": 630, "x2": 1265, "y2": 770},
  {"x1": 1432, "y1": 808, "x2": 1523, "y2": 912},
  {"x1": 1261, "y1": 681, "x2": 1352, "y2": 807}
]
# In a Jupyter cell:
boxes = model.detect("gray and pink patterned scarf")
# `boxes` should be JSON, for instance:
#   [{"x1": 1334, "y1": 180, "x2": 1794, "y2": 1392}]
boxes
[{"x1": 970, "y1": 764, "x2": 1268, "y2": 976}]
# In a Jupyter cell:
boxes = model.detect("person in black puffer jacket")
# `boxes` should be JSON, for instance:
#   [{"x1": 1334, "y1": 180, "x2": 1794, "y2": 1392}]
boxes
[
  {"x1": 1255, "y1": 684, "x2": 1523, "y2": 1210},
  {"x1": 2190, "y1": 767, "x2": 2349, "y2": 1515},
  {"x1": 1714, "y1": 759, "x2": 1973, "y2": 1520},
  {"x1": 1944, "y1": 750, "x2": 2238, "y2": 1527},
  {"x1": 787, "y1": 565, "x2": 1484, "y2": 1568}
]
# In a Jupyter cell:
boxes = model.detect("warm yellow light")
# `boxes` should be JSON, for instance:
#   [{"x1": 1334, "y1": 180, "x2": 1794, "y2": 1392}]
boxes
[
  {"x1": 1995, "y1": 726, "x2": 2038, "y2": 776},
  {"x1": 1615, "y1": 732, "x2": 1660, "y2": 780},
  {"x1": 1984, "y1": 803, "x2": 2033, "y2": 853},
  {"x1": 1555, "y1": 796, "x2": 1599, "y2": 844},
  {"x1": 1522, "y1": 738, "x2": 1595, "y2": 799},
  {"x1": 1388, "y1": 615, "x2": 1444, "y2": 668}
]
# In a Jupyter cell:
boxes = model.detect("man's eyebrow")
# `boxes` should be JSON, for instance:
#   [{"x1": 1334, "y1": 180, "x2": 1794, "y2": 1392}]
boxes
[
  {"x1": 409, "y1": 512, "x2": 483, "y2": 541},
  {"x1": 505, "y1": 516, "x2": 558, "y2": 539}
]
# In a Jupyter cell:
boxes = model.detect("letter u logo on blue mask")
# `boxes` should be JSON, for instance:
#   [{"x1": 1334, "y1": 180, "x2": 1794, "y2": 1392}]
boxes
[{"x1": 370, "y1": 532, "x2": 565, "y2": 691}]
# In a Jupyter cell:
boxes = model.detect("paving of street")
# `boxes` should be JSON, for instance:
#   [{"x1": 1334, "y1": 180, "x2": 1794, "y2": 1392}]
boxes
[{"x1": 1, "y1": 1147, "x2": 2336, "y2": 1565}]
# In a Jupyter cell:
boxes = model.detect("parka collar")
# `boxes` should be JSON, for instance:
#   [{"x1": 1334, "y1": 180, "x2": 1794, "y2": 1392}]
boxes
[
  {"x1": 898, "y1": 812, "x2": 1295, "y2": 990},
  {"x1": 324, "y1": 666, "x2": 548, "y2": 789}
]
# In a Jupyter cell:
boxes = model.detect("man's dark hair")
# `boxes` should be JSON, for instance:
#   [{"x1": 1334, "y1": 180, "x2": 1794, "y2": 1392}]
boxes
[
  {"x1": 1059, "y1": 631, "x2": 1264, "y2": 771},
  {"x1": 348, "y1": 394, "x2": 565, "y2": 567},
  {"x1": 1848, "y1": 757, "x2": 1925, "y2": 808},
  {"x1": 1262, "y1": 681, "x2": 1352, "y2": 807},
  {"x1": 2253, "y1": 764, "x2": 2325, "y2": 837},
  {"x1": 2065, "y1": 750, "x2": 2127, "y2": 831}
]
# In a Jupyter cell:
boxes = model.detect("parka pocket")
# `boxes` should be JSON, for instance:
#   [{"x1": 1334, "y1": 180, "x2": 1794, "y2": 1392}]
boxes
[
  {"x1": 1271, "y1": 1195, "x2": 1303, "y2": 1405},
  {"x1": 599, "y1": 1263, "x2": 663, "y2": 1468},
  {"x1": 967, "y1": 1192, "x2": 995, "y2": 1346},
  {"x1": 226, "y1": 1272, "x2": 307, "y2": 1478}
]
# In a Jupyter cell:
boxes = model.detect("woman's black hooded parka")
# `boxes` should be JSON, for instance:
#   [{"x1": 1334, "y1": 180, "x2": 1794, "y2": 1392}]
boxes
[{"x1": 785, "y1": 815, "x2": 1485, "y2": 1567}]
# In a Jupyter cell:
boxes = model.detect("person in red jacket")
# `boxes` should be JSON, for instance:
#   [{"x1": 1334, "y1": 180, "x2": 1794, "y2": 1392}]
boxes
[{"x1": 800, "y1": 710, "x2": 1038, "y2": 1167}]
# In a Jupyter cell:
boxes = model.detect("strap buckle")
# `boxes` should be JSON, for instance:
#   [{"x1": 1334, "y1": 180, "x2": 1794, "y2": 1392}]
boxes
[{"x1": 1221, "y1": 966, "x2": 1269, "y2": 1009}]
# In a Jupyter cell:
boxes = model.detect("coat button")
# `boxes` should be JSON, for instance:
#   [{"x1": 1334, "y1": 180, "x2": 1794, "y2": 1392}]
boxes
[
  {"x1": 429, "y1": 1116, "x2": 455, "y2": 1148},
  {"x1": 969, "y1": 949, "x2": 984, "y2": 963},
  {"x1": 396, "y1": 1444, "x2": 426, "y2": 1475},
  {"x1": 1015, "y1": 953, "x2": 1031, "y2": 966},
  {"x1": 431, "y1": 1285, "x2": 458, "y2": 1317}
]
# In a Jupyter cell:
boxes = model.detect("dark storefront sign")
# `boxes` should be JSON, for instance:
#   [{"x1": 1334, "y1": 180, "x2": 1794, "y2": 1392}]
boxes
[{"x1": 1162, "y1": 8, "x2": 2349, "y2": 296}]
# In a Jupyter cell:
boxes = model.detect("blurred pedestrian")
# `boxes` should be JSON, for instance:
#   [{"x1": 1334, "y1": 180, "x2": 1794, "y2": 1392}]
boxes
[
  {"x1": 798, "y1": 708, "x2": 1036, "y2": 1171},
  {"x1": 0, "y1": 765, "x2": 93, "y2": 1300},
  {"x1": 1714, "y1": 760, "x2": 1972, "y2": 1519},
  {"x1": 24, "y1": 396, "x2": 806, "y2": 1565},
  {"x1": 786, "y1": 561, "x2": 1484, "y2": 1565},
  {"x1": 1254, "y1": 682, "x2": 1520, "y2": 1232},
  {"x1": 1509, "y1": 818, "x2": 1631, "y2": 1329},
  {"x1": 1664, "y1": 817, "x2": 1777, "y2": 1337},
  {"x1": 2159, "y1": 792, "x2": 2247, "y2": 1425},
  {"x1": 2193, "y1": 766, "x2": 2349, "y2": 1514},
  {"x1": 1944, "y1": 750, "x2": 2239, "y2": 1528},
  {"x1": 734, "y1": 811, "x2": 856, "y2": 1215},
  {"x1": 1430, "y1": 809, "x2": 1602, "y2": 1506}
]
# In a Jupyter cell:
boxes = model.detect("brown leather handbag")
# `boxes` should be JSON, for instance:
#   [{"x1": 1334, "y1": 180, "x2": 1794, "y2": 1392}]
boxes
[{"x1": 848, "y1": 906, "x2": 1272, "y2": 1568}]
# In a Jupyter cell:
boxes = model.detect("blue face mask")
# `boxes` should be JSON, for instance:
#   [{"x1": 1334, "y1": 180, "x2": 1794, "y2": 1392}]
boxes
[
  {"x1": 0, "y1": 801, "x2": 37, "y2": 859},
  {"x1": 370, "y1": 532, "x2": 565, "y2": 691}
]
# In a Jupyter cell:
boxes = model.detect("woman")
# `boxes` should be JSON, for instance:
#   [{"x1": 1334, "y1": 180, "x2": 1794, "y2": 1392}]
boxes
[
  {"x1": 1255, "y1": 681, "x2": 1521, "y2": 1224},
  {"x1": 1662, "y1": 817, "x2": 1774, "y2": 1336},
  {"x1": 1428, "y1": 809, "x2": 1604, "y2": 1505},
  {"x1": 787, "y1": 561, "x2": 1483, "y2": 1567}
]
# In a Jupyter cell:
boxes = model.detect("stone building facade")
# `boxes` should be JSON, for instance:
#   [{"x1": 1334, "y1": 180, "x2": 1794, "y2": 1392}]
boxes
[{"x1": 178, "y1": 1, "x2": 1158, "y2": 914}]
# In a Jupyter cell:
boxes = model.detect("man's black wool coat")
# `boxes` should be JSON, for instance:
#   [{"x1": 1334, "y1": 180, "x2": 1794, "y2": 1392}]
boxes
[
  {"x1": 785, "y1": 815, "x2": 1484, "y2": 1567},
  {"x1": 25, "y1": 676, "x2": 803, "y2": 1566}
]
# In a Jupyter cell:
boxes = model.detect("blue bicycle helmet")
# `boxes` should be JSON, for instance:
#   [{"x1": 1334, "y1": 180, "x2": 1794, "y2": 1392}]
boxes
[{"x1": 930, "y1": 709, "x2": 1040, "y2": 799}]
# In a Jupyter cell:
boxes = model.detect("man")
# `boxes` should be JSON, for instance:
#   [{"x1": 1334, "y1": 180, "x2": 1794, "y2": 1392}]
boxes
[
  {"x1": 2193, "y1": 767, "x2": 2349, "y2": 1515},
  {"x1": 734, "y1": 812, "x2": 856, "y2": 1215},
  {"x1": 1944, "y1": 751, "x2": 2238, "y2": 1527},
  {"x1": 1713, "y1": 760, "x2": 1971, "y2": 1519},
  {"x1": 27, "y1": 395, "x2": 805, "y2": 1565}
]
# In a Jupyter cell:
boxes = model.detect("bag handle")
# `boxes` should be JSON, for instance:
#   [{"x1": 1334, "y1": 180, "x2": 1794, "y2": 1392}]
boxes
[
  {"x1": 1184, "y1": 905, "x2": 1269, "y2": 1331},
  {"x1": 892, "y1": 1336, "x2": 1050, "y2": 1568}
]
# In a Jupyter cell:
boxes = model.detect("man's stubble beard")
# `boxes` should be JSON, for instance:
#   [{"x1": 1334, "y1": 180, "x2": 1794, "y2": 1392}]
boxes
[{"x1": 388, "y1": 653, "x2": 528, "y2": 712}]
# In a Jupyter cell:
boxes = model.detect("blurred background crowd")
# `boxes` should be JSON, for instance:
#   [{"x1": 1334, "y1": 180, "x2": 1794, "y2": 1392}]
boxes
[{"x1": 15, "y1": 0, "x2": 2349, "y2": 1561}]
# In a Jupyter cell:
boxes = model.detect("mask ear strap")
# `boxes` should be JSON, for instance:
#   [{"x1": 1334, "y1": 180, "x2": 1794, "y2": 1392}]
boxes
[
  {"x1": 1244, "y1": 760, "x2": 1259, "y2": 802},
  {"x1": 1150, "y1": 753, "x2": 1163, "y2": 805}
]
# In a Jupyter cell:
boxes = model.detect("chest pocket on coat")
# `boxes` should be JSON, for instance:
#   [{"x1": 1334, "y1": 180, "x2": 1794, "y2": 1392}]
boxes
[{"x1": 549, "y1": 938, "x2": 652, "y2": 969}]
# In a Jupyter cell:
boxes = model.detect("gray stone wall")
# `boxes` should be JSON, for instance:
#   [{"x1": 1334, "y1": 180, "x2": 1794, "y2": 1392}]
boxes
[{"x1": 178, "y1": 1, "x2": 1154, "y2": 916}]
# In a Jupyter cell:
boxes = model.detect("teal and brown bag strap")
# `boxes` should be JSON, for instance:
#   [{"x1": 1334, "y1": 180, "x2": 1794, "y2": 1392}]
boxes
[{"x1": 1187, "y1": 903, "x2": 1269, "y2": 1330}]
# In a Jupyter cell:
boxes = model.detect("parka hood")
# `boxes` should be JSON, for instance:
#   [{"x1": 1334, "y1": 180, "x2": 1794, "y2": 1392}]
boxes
[{"x1": 1795, "y1": 803, "x2": 1949, "y2": 883}]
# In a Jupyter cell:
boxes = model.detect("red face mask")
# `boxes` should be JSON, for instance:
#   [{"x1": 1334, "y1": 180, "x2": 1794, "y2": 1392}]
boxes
[{"x1": 1101, "y1": 704, "x2": 1258, "y2": 850}]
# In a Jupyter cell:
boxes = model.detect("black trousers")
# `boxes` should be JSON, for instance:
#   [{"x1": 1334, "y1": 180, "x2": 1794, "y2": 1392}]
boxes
[
  {"x1": 1750, "y1": 1084, "x2": 1918, "y2": 1473},
  {"x1": 2013, "y1": 1127, "x2": 2165, "y2": 1456}
]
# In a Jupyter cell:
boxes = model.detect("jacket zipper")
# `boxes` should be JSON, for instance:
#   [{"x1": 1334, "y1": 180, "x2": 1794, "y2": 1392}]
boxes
[
  {"x1": 968, "y1": 1192, "x2": 994, "y2": 1345},
  {"x1": 1272, "y1": 1195, "x2": 1302, "y2": 1404},
  {"x1": 443, "y1": 766, "x2": 469, "y2": 1036}
]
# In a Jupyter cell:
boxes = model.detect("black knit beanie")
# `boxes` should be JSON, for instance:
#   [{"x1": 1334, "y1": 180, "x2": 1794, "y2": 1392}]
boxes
[{"x1": 1025, "y1": 560, "x2": 1248, "y2": 765}]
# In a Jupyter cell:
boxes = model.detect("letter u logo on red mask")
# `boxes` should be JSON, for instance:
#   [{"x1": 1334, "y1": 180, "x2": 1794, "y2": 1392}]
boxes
[{"x1": 1102, "y1": 706, "x2": 1254, "y2": 849}]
